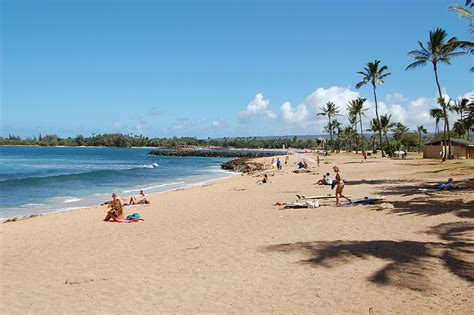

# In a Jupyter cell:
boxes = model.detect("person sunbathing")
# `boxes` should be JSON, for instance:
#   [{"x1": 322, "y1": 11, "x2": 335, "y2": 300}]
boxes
[
  {"x1": 129, "y1": 190, "x2": 150, "y2": 205},
  {"x1": 316, "y1": 173, "x2": 334, "y2": 185},
  {"x1": 103, "y1": 193, "x2": 124, "y2": 221}
]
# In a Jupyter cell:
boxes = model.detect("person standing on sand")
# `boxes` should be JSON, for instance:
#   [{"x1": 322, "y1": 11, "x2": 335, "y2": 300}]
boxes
[
  {"x1": 333, "y1": 166, "x2": 351, "y2": 207},
  {"x1": 317, "y1": 155, "x2": 320, "y2": 167},
  {"x1": 285, "y1": 155, "x2": 289, "y2": 166},
  {"x1": 103, "y1": 193, "x2": 124, "y2": 221}
]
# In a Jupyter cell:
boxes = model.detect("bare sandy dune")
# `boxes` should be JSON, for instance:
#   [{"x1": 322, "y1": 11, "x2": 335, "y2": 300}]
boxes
[{"x1": 1, "y1": 153, "x2": 473, "y2": 313}]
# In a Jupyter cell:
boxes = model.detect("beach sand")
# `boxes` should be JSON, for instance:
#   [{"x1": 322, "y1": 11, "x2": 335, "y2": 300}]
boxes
[{"x1": 1, "y1": 153, "x2": 473, "y2": 313}]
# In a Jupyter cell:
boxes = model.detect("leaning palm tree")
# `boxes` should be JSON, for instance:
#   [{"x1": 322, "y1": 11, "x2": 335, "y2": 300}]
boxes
[
  {"x1": 406, "y1": 28, "x2": 465, "y2": 160},
  {"x1": 416, "y1": 125, "x2": 428, "y2": 149},
  {"x1": 430, "y1": 108, "x2": 444, "y2": 137},
  {"x1": 356, "y1": 60, "x2": 391, "y2": 157},
  {"x1": 318, "y1": 101, "x2": 340, "y2": 152},
  {"x1": 348, "y1": 98, "x2": 368, "y2": 156},
  {"x1": 380, "y1": 114, "x2": 396, "y2": 155}
]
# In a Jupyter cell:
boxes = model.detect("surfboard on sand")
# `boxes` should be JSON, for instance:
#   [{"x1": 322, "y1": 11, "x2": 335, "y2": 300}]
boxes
[{"x1": 296, "y1": 194, "x2": 353, "y2": 200}]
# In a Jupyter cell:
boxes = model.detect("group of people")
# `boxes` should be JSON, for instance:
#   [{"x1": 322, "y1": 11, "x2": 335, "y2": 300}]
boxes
[{"x1": 103, "y1": 190, "x2": 149, "y2": 222}]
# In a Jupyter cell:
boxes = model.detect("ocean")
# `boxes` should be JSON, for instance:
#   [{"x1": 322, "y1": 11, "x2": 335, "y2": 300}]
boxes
[{"x1": 0, "y1": 146, "x2": 236, "y2": 219}]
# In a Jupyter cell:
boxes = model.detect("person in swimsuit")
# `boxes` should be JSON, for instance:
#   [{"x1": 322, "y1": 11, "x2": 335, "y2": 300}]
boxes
[
  {"x1": 103, "y1": 193, "x2": 124, "y2": 221},
  {"x1": 129, "y1": 190, "x2": 149, "y2": 205},
  {"x1": 333, "y1": 166, "x2": 351, "y2": 207}
]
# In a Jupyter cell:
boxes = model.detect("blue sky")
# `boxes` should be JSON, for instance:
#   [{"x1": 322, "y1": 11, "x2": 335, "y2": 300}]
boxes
[{"x1": 1, "y1": 0, "x2": 472, "y2": 138}]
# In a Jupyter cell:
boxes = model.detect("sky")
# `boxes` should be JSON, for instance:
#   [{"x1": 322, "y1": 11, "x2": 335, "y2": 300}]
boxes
[{"x1": 1, "y1": 0, "x2": 473, "y2": 138}]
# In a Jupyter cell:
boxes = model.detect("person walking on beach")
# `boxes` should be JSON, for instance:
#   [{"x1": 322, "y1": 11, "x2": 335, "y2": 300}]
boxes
[
  {"x1": 285, "y1": 155, "x2": 289, "y2": 166},
  {"x1": 316, "y1": 155, "x2": 320, "y2": 167},
  {"x1": 276, "y1": 158, "x2": 282, "y2": 170},
  {"x1": 103, "y1": 193, "x2": 124, "y2": 221},
  {"x1": 333, "y1": 166, "x2": 351, "y2": 207}
]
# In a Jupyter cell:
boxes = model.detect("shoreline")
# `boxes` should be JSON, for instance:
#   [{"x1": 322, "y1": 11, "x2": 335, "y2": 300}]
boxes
[{"x1": 0, "y1": 167, "x2": 239, "y2": 222}]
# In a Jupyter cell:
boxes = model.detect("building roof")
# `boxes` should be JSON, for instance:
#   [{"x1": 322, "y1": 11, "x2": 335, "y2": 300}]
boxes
[{"x1": 424, "y1": 138, "x2": 474, "y2": 147}]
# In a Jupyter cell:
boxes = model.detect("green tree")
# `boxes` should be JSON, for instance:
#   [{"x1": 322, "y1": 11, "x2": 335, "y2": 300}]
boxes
[
  {"x1": 430, "y1": 108, "x2": 444, "y2": 138},
  {"x1": 356, "y1": 60, "x2": 391, "y2": 157},
  {"x1": 348, "y1": 97, "x2": 368, "y2": 156},
  {"x1": 392, "y1": 122, "x2": 409, "y2": 141},
  {"x1": 317, "y1": 101, "x2": 340, "y2": 152},
  {"x1": 452, "y1": 98, "x2": 470, "y2": 139},
  {"x1": 406, "y1": 28, "x2": 465, "y2": 160},
  {"x1": 416, "y1": 125, "x2": 428, "y2": 149},
  {"x1": 380, "y1": 114, "x2": 396, "y2": 156},
  {"x1": 367, "y1": 118, "x2": 380, "y2": 153}
]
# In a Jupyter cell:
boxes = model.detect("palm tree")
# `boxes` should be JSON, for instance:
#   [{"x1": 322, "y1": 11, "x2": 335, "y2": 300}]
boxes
[
  {"x1": 348, "y1": 98, "x2": 368, "y2": 156},
  {"x1": 392, "y1": 122, "x2": 409, "y2": 141},
  {"x1": 342, "y1": 126, "x2": 356, "y2": 152},
  {"x1": 318, "y1": 101, "x2": 340, "y2": 152},
  {"x1": 356, "y1": 60, "x2": 391, "y2": 157},
  {"x1": 416, "y1": 125, "x2": 428, "y2": 149},
  {"x1": 406, "y1": 28, "x2": 465, "y2": 160},
  {"x1": 348, "y1": 113, "x2": 358, "y2": 153},
  {"x1": 367, "y1": 118, "x2": 380, "y2": 153},
  {"x1": 332, "y1": 119, "x2": 342, "y2": 152},
  {"x1": 452, "y1": 98, "x2": 470, "y2": 139},
  {"x1": 453, "y1": 119, "x2": 467, "y2": 138},
  {"x1": 380, "y1": 114, "x2": 396, "y2": 155},
  {"x1": 430, "y1": 108, "x2": 444, "y2": 137}
]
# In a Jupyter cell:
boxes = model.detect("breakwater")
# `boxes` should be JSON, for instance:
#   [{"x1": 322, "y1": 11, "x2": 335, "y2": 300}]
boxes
[{"x1": 148, "y1": 149, "x2": 286, "y2": 158}]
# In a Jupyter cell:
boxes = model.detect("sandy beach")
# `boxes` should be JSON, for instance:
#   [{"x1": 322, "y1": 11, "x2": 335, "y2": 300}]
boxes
[{"x1": 1, "y1": 153, "x2": 473, "y2": 313}]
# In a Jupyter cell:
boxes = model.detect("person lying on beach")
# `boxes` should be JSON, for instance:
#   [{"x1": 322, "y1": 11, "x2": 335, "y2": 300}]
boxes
[
  {"x1": 103, "y1": 193, "x2": 124, "y2": 221},
  {"x1": 129, "y1": 190, "x2": 150, "y2": 205},
  {"x1": 333, "y1": 166, "x2": 352, "y2": 207},
  {"x1": 297, "y1": 161, "x2": 305, "y2": 169},
  {"x1": 417, "y1": 178, "x2": 464, "y2": 192}
]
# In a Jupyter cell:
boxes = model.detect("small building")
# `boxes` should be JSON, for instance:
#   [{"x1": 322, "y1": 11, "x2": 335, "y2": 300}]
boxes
[{"x1": 423, "y1": 138, "x2": 474, "y2": 159}]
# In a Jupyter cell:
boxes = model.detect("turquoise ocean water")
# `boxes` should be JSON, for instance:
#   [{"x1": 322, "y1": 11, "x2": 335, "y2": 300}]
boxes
[{"x1": 0, "y1": 146, "x2": 236, "y2": 219}]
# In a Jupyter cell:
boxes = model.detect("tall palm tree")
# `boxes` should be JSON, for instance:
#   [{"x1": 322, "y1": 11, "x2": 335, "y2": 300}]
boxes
[
  {"x1": 430, "y1": 108, "x2": 444, "y2": 137},
  {"x1": 356, "y1": 60, "x2": 391, "y2": 157},
  {"x1": 348, "y1": 98, "x2": 368, "y2": 156},
  {"x1": 348, "y1": 113, "x2": 358, "y2": 153},
  {"x1": 367, "y1": 118, "x2": 380, "y2": 153},
  {"x1": 452, "y1": 98, "x2": 470, "y2": 139},
  {"x1": 342, "y1": 126, "x2": 356, "y2": 153},
  {"x1": 318, "y1": 101, "x2": 340, "y2": 152},
  {"x1": 416, "y1": 125, "x2": 428, "y2": 150},
  {"x1": 332, "y1": 119, "x2": 342, "y2": 152},
  {"x1": 406, "y1": 28, "x2": 465, "y2": 160},
  {"x1": 380, "y1": 114, "x2": 396, "y2": 155}
]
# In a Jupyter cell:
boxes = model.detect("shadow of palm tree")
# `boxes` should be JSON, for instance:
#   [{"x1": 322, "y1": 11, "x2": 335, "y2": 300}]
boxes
[
  {"x1": 264, "y1": 222, "x2": 473, "y2": 291},
  {"x1": 388, "y1": 198, "x2": 474, "y2": 218}
]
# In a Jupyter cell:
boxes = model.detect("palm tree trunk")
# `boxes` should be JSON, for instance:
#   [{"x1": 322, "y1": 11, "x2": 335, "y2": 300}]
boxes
[
  {"x1": 384, "y1": 132, "x2": 390, "y2": 156},
  {"x1": 359, "y1": 113, "x2": 365, "y2": 156},
  {"x1": 433, "y1": 64, "x2": 451, "y2": 160},
  {"x1": 372, "y1": 132, "x2": 376, "y2": 153},
  {"x1": 328, "y1": 116, "x2": 333, "y2": 152},
  {"x1": 372, "y1": 83, "x2": 385, "y2": 157}
]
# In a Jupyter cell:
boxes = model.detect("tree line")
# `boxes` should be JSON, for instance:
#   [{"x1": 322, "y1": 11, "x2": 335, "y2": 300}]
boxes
[{"x1": 318, "y1": 1, "x2": 473, "y2": 159}]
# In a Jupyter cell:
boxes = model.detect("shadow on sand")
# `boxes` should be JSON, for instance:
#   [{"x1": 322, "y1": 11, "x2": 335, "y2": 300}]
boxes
[{"x1": 263, "y1": 222, "x2": 473, "y2": 291}]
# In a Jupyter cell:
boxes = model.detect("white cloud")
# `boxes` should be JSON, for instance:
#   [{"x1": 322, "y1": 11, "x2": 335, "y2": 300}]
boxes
[
  {"x1": 239, "y1": 93, "x2": 276, "y2": 121},
  {"x1": 172, "y1": 118, "x2": 207, "y2": 130},
  {"x1": 281, "y1": 102, "x2": 309, "y2": 125},
  {"x1": 385, "y1": 93, "x2": 407, "y2": 103},
  {"x1": 212, "y1": 120, "x2": 221, "y2": 128}
]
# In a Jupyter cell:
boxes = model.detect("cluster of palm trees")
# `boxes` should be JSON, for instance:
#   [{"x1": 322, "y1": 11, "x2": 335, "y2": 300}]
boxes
[{"x1": 318, "y1": 25, "x2": 473, "y2": 160}]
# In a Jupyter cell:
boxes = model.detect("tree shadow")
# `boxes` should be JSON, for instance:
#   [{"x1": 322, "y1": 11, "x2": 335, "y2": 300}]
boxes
[
  {"x1": 344, "y1": 179, "x2": 407, "y2": 185},
  {"x1": 264, "y1": 222, "x2": 473, "y2": 291},
  {"x1": 388, "y1": 198, "x2": 474, "y2": 218}
]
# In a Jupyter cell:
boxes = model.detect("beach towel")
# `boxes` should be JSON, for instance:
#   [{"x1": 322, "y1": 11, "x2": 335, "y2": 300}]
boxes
[
  {"x1": 113, "y1": 218, "x2": 144, "y2": 223},
  {"x1": 284, "y1": 200, "x2": 320, "y2": 209}
]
